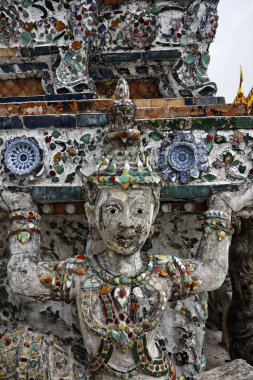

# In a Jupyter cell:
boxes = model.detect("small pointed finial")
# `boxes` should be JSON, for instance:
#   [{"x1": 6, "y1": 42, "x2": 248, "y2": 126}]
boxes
[
  {"x1": 240, "y1": 65, "x2": 244, "y2": 87},
  {"x1": 111, "y1": 78, "x2": 136, "y2": 129},
  {"x1": 234, "y1": 66, "x2": 247, "y2": 105},
  {"x1": 115, "y1": 77, "x2": 130, "y2": 100}
]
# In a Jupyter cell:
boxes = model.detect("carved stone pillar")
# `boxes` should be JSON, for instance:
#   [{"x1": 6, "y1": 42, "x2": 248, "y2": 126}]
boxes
[{"x1": 227, "y1": 218, "x2": 253, "y2": 365}]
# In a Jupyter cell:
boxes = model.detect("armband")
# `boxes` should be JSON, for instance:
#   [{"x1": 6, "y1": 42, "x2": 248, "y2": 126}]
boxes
[{"x1": 8, "y1": 209, "x2": 40, "y2": 244}]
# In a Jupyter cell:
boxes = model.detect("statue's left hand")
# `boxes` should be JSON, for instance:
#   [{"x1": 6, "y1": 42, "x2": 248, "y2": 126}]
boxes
[
  {"x1": 0, "y1": 189, "x2": 34, "y2": 212},
  {"x1": 219, "y1": 184, "x2": 253, "y2": 213}
]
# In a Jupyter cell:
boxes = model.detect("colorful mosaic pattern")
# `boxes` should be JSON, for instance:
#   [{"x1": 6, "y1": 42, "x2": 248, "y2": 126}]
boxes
[
  {"x1": 39, "y1": 254, "x2": 200, "y2": 378},
  {"x1": 99, "y1": 5, "x2": 161, "y2": 49},
  {"x1": 199, "y1": 209, "x2": 234, "y2": 240},
  {"x1": 0, "y1": 326, "x2": 87, "y2": 379},
  {"x1": 4, "y1": 138, "x2": 41, "y2": 175},
  {"x1": 0, "y1": 0, "x2": 98, "y2": 94},
  {"x1": 0, "y1": 0, "x2": 219, "y2": 97}
]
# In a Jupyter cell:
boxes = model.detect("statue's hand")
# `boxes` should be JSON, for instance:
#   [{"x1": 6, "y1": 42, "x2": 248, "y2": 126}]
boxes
[
  {"x1": 0, "y1": 189, "x2": 35, "y2": 212},
  {"x1": 216, "y1": 184, "x2": 253, "y2": 213}
]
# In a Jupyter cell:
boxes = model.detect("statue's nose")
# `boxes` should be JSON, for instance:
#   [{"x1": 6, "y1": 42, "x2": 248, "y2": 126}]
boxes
[{"x1": 119, "y1": 210, "x2": 134, "y2": 228}]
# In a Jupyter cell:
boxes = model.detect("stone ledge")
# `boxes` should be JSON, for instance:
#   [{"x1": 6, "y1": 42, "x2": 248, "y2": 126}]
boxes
[
  {"x1": 194, "y1": 359, "x2": 253, "y2": 380},
  {"x1": 93, "y1": 49, "x2": 182, "y2": 63},
  {"x1": 0, "y1": 114, "x2": 252, "y2": 130},
  {"x1": 0, "y1": 92, "x2": 230, "y2": 120},
  {"x1": 30, "y1": 184, "x2": 239, "y2": 202},
  {"x1": 161, "y1": 184, "x2": 239, "y2": 200},
  {"x1": 0, "y1": 95, "x2": 225, "y2": 107},
  {"x1": 32, "y1": 186, "x2": 83, "y2": 202},
  {"x1": 136, "y1": 116, "x2": 253, "y2": 131},
  {"x1": 0, "y1": 102, "x2": 245, "y2": 118}
]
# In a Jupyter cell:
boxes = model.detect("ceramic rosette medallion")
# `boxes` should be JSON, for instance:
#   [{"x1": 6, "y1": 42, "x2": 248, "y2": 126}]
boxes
[
  {"x1": 158, "y1": 132, "x2": 209, "y2": 184},
  {"x1": 2, "y1": 137, "x2": 44, "y2": 180}
]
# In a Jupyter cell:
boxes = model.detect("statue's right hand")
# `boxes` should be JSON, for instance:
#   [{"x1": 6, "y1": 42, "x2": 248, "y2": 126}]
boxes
[{"x1": 0, "y1": 189, "x2": 35, "y2": 212}]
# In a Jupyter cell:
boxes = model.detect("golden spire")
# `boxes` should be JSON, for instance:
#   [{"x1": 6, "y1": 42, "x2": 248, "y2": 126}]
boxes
[{"x1": 234, "y1": 66, "x2": 247, "y2": 105}]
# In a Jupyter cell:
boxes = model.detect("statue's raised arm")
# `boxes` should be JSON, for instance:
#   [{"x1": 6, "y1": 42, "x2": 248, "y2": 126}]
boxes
[
  {"x1": 164, "y1": 187, "x2": 253, "y2": 301},
  {"x1": 190, "y1": 188, "x2": 253, "y2": 294},
  {"x1": 0, "y1": 189, "x2": 53, "y2": 299},
  {"x1": 0, "y1": 189, "x2": 84, "y2": 301}
]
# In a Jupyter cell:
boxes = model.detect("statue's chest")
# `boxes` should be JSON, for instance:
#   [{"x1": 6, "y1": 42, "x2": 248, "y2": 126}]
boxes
[
  {"x1": 79, "y1": 274, "x2": 167, "y2": 346},
  {"x1": 98, "y1": 283, "x2": 161, "y2": 324}
]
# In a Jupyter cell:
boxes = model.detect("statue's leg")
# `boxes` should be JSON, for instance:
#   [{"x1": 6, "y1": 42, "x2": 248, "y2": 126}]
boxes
[
  {"x1": 0, "y1": 328, "x2": 18, "y2": 379},
  {"x1": 207, "y1": 276, "x2": 232, "y2": 349},
  {"x1": 0, "y1": 326, "x2": 88, "y2": 379},
  {"x1": 227, "y1": 218, "x2": 253, "y2": 365}
]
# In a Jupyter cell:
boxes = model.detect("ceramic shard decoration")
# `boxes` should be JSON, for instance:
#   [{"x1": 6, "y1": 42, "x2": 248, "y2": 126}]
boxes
[
  {"x1": 2, "y1": 137, "x2": 43, "y2": 176},
  {"x1": 0, "y1": 0, "x2": 220, "y2": 98},
  {"x1": 158, "y1": 131, "x2": 208, "y2": 184},
  {"x1": 0, "y1": 0, "x2": 252, "y2": 377},
  {"x1": 168, "y1": 143, "x2": 196, "y2": 172},
  {"x1": 97, "y1": 0, "x2": 220, "y2": 98}
]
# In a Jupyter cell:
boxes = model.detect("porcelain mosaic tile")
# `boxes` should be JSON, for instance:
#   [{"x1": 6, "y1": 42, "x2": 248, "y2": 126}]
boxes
[{"x1": 0, "y1": 0, "x2": 220, "y2": 98}]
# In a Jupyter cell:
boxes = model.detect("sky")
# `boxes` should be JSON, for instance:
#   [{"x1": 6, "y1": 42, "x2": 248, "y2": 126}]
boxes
[{"x1": 208, "y1": 0, "x2": 253, "y2": 103}]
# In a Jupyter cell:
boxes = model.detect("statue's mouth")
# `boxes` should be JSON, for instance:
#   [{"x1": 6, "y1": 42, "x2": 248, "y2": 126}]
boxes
[
  {"x1": 116, "y1": 234, "x2": 136, "y2": 241},
  {"x1": 112, "y1": 226, "x2": 146, "y2": 248},
  {"x1": 113, "y1": 232, "x2": 138, "y2": 248}
]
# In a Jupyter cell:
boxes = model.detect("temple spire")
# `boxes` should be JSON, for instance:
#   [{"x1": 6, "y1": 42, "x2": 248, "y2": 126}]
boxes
[{"x1": 234, "y1": 66, "x2": 247, "y2": 105}]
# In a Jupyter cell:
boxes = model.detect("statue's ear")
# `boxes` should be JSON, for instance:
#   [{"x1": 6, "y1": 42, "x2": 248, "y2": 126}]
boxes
[
  {"x1": 85, "y1": 202, "x2": 96, "y2": 227},
  {"x1": 152, "y1": 202, "x2": 160, "y2": 223},
  {"x1": 85, "y1": 202, "x2": 102, "y2": 241}
]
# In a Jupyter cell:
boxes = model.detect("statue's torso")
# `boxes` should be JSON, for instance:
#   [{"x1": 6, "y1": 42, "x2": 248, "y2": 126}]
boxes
[
  {"x1": 73, "y1": 254, "x2": 199, "y2": 379},
  {"x1": 76, "y1": 270, "x2": 171, "y2": 379}
]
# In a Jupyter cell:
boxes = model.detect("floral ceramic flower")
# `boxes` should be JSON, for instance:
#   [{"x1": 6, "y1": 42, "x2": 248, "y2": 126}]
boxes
[
  {"x1": 158, "y1": 131, "x2": 209, "y2": 184},
  {"x1": 2, "y1": 137, "x2": 44, "y2": 178}
]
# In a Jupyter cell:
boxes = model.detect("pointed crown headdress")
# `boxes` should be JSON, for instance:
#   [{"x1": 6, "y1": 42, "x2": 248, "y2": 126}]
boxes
[{"x1": 86, "y1": 78, "x2": 160, "y2": 200}]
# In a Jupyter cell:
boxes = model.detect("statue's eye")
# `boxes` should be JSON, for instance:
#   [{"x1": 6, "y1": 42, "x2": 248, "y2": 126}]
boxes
[
  {"x1": 105, "y1": 205, "x2": 121, "y2": 215},
  {"x1": 137, "y1": 209, "x2": 143, "y2": 214}
]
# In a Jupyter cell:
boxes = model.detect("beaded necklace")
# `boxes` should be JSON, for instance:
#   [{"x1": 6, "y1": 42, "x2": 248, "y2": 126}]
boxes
[{"x1": 87, "y1": 254, "x2": 155, "y2": 286}]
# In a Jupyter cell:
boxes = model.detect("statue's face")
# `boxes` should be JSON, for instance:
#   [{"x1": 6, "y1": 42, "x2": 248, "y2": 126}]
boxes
[{"x1": 94, "y1": 188, "x2": 157, "y2": 256}]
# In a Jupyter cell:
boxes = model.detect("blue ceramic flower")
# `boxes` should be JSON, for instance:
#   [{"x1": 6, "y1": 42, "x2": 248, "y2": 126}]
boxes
[
  {"x1": 3, "y1": 137, "x2": 43, "y2": 176},
  {"x1": 168, "y1": 143, "x2": 195, "y2": 172},
  {"x1": 158, "y1": 132, "x2": 208, "y2": 184}
]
